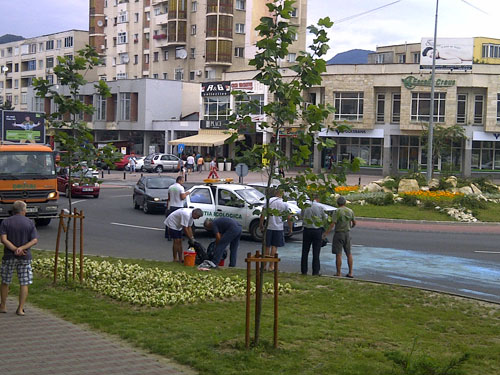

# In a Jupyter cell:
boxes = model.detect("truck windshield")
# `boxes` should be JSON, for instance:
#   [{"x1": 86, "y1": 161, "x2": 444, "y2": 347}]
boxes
[
  {"x1": 0, "y1": 151, "x2": 56, "y2": 178},
  {"x1": 235, "y1": 188, "x2": 265, "y2": 204}
]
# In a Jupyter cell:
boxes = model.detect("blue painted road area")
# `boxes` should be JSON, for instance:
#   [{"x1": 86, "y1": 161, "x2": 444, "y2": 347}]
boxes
[{"x1": 279, "y1": 242, "x2": 500, "y2": 303}]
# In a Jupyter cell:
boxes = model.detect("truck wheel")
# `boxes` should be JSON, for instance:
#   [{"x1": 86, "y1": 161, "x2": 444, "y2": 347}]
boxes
[
  {"x1": 249, "y1": 220, "x2": 263, "y2": 242},
  {"x1": 35, "y1": 218, "x2": 51, "y2": 226}
]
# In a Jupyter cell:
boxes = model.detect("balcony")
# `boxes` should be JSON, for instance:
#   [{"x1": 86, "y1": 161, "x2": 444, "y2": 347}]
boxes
[{"x1": 155, "y1": 13, "x2": 168, "y2": 25}]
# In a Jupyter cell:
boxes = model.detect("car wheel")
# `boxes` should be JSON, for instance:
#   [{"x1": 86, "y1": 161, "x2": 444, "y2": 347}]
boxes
[
  {"x1": 133, "y1": 196, "x2": 140, "y2": 209},
  {"x1": 155, "y1": 165, "x2": 163, "y2": 173},
  {"x1": 93, "y1": 194, "x2": 99, "y2": 199},
  {"x1": 35, "y1": 218, "x2": 51, "y2": 226},
  {"x1": 249, "y1": 220, "x2": 263, "y2": 242},
  {"x1": 143, "y1": 201, "x2": 150, "y2": 214}
]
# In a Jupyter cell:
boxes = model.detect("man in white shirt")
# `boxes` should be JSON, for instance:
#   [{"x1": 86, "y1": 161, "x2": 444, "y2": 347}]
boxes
[
  {"x1": 165, "y1": 176, "x2": 190, "y2": 240},
  {"x1": 259, "y1": 188, "x2": 292, "y2": 271},
  {"x1": 164, "y1": 208, "x2": 203, "y2": 262},
  {"x1": 186, "y1": 154, "x2": 195, "y2": 174}
]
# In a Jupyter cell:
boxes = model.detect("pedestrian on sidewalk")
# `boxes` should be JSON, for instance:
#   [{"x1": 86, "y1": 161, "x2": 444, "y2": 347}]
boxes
[
  {"x1": 204, "y1": 218, "x2": 242, "y2": 268},
  {"x1": 301, "y1": 195, "x2": 334, "y2": 276},
  {"x1": 165, "y1": 176, "x2": 190, "y2": 240},
  {"x1": 332, "y1": 196, "x2": 356, "y2": 278},
  {"x1": 197, "y1": 155, "x2": 204, "y2": 173},
  {"x1": 208, "y1": 157, "x2": 219, "y2": 179},
  {"x1": 186, "y1": 153, "x2": 195, "y2": 174},
  {"x1": 0, "y1": 201, "x2": 38, "y2": 315},
  {"x1": 128, "y1": 154, "x2": 137, "y2": 173},
  {"x1": 164, "y1": 208, "x2": 203, "y2": 262}
]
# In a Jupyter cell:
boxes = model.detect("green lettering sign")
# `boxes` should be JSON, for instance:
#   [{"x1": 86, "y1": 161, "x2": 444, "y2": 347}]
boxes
[{"x1": 402, "y1": 75, "x2": 455, "y2": 90}]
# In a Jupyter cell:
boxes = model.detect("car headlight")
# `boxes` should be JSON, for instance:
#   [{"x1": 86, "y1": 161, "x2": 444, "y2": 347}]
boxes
[
  {"x1": 72, "y1": 182, "x2": 79, "y2": 187},
  {"x1": 153, "y1": 197, "x2": 160, "y2": 202},
  {"x1": 47, "y1": 192, "x2": 57, "y2": 199}
]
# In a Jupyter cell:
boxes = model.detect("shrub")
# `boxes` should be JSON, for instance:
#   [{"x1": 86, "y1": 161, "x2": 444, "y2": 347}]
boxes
[
  {"x1": 438, "y1": 178, "x2": 453, "y2": 191},
  {"x1": 383, "y1": 179, "x2": 399, "y2": 191},
  {"x1": 401, "y1": 194, "x2": 418, "y2": 206},
  {"x1": 366, "y1": 192, "x2": 394, "y2": 206},
  {"x1": 453, "y1": 195, "x2": 487, "y2": 210},
  {"x1": 422, "y1": 199, "x2": 436, "y2": 209}
]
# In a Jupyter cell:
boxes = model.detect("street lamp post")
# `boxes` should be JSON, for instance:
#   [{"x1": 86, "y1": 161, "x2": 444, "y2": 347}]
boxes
[{"x1": 427, "y1": 0, "x2": 440, "y2": 182}]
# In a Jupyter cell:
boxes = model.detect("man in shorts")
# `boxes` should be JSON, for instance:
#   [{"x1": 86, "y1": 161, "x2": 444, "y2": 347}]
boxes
[
  {"x1": 164, "y1": 208, "x2": 203, "y2": 262},
  {"x1": 0, "y1": 201, "x2": 38, "y2": 315},
  {"x1": 259, "y1": 188, "x2": 292, "y2": 271},
  {"x1": 165, "y1": 176, "x2": 190, "y2": 240},
  {"x1": 332, "y1": 196, "x2": 356, "y2": 278}
]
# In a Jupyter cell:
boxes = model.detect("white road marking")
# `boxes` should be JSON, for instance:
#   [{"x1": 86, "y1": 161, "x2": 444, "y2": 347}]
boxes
[
  {"x1": 474, "y1": 251, "x2": 500, "y2": 254},
  {"x1": 110, "y1": 222, "x2": 163, "y2": 231},
  {"x1": 387, "y1": 275, "x2": 422, "y2": 283},
  {"x1": 110, "y1": 195, "x2": 133, "y2": 198},
  {"x1": 72, "y1": 200, "x2": 85, "y2": 204}
]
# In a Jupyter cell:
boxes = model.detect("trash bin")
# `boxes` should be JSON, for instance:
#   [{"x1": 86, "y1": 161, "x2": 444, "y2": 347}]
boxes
[{"x1": 183, "y1": 248, "x2": 196, "y2": 267}]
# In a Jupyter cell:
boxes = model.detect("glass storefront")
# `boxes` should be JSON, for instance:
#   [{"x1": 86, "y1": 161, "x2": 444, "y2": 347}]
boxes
[
  {"x1": 472, "y1": 141, "x2": 500, "y2": 170},
  {"x1": 322, "y1": 137, "x2": 383, "y2": 168}
]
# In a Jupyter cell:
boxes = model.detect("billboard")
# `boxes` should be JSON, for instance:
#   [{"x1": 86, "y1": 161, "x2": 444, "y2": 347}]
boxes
[
  {"x1": 420, "y1": 38, "x2": 473, "y2": 71},
  {"x1": 1, "y1": 111, "x2": 45, "y2": 143},
  {"x1": 201, "y1": 81, "x2": 231, "y2": 97}
]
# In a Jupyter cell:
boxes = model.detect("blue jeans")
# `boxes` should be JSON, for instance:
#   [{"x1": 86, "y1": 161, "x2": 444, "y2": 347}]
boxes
[{"x1": 212, "y1": 226, "x2": 242, "y2": 267}]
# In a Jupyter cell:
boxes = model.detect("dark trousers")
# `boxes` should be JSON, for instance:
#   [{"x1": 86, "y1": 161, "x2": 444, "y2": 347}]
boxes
[
  {"x1": 164, "y1": 206, "x2": 182, "y2": 239},
  {"x1": 301, "y1": 228, "x2": 323, "y2": 275},
  {"x1": 212, "y1": 226, "x2": 242, "y2": 267}
]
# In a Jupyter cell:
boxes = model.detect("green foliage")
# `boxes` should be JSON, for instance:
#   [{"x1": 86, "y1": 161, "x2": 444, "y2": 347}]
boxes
[
  {"x1": 383, "y1": 177, "x2": 400, "y2": 191},
  {"x1": 452, "y1": 195, "x2": 487, "y2": 210},
  {"x1": 0, "y1": 100, "x2": 14, "y2": 110},
  {"x1": 404, "y1": 172, "x2": 427, "y2": 187},
  {"x1": 438, "y1": 178, "x2": 453, "y2": 191},
  {"x1": 422, "y1": 199, "x2": 436, "y2": 209},
  {"x1": 402, "y1": 194, "x2": 419, "y2": 206},
  {"x1": 366, "y1": 192, "x2": 394, "y2": 206}
]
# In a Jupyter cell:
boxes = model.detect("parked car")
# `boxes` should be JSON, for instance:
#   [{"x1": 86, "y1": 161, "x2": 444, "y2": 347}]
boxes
[
  {"x1": 133, "y1": 175, "x2": 176, "y2": 213},
  {"x1": 143, "y1": 153, "x2": 182, "y2": 173},
  {"x1": 125, "y1": 156, "x2": 146, "y2": 172},
  {"x1": 57, "y1": 167, "x2": 100, "y2": 198},
  {"x1": 185, "y1": 180, "x2": 302, "y2": 241},
  {"x1": 115, "y1": 154, "x2": 142, "y2": 170}
]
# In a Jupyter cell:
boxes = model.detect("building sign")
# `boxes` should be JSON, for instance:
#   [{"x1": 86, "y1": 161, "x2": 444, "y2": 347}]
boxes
[
  {"x1": 473, "y1": 131, "x2": 500, "y2": 141},
  {"x1": 201, "y1": 81, "x2": 231, "y2": 97},
  {"x1": 319, "y1": 128, "x2": 384, "y2": 138},
  {"x1": 420, "y1": 37, "x2": 473, "y2": 71},
  {"x1": 200, "y1": 120, "x2": 229, "y2": 129},
  {"x1": 231, "y1": 81, "x2": 254, "y2": 91},
  {"x1": 2, "y1": 111, "x2": 45, "y2": 143},
  {"x1": 402, "y1": 76, "x2": 455, "y2": 90}
]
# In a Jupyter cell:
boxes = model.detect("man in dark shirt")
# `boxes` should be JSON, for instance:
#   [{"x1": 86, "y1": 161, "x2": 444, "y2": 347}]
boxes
[
  {"x1": 204, "y1": 218, "x2": 242, "y2": 268},
  {"x1": 0, "y1": 201, "x2": 38, "y2": 315}
]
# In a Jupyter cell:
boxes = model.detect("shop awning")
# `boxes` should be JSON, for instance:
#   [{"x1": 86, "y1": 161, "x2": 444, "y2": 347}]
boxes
[{"x1": 168, "y1": 129, "x2": 244, "y2": 147}]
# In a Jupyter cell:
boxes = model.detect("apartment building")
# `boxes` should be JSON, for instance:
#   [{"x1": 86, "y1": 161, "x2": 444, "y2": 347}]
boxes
[
  {"x1": 0, "y1": 30, "x2": 92, "y2": 111},
  {"x1": 89, "y1": 0, "x2": 307, "y2": 82}
]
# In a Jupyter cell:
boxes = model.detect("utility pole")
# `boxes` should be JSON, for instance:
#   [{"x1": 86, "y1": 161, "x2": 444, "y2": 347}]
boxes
[{"x1": 427, "y1": 0, "x2": 439, "y2": 182}]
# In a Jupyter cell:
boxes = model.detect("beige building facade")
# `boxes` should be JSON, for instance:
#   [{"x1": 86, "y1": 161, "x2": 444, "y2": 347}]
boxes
[
  {"x1": 89, "y1": 0, "x2": 307, "y2": 82},
  {"x1": 0, "y1": 30, "x2": 92, "y2": 111}
]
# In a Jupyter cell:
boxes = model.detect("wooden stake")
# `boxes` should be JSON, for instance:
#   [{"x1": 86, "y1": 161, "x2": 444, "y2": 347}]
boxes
[
  {"x1": 245, "y1": 252, "x2": 251, "y2": 349},
  {"x1": 273, "y1": 253, "x2": 279, "y2": 348},
  {"x1": 79, "y1": 209, "x2": 84, "y2": 283},
  {"x1": 53, "y1": 211, "x2": 64, "y2": 284}
]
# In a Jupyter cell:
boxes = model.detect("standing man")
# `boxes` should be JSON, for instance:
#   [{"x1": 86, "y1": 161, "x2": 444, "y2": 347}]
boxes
[
  {"x1": 186, "y1": 153, "x2": 195, "y2": 174},
  {"x1": 332, "y1": 196, "x2": 356, "y2": 278},
  {"x1": 207, "y1": 157, "x2": 219, "y2": 179},
  {"x1": 0, "y1": 201, "x2": 38, "y2": 315},
  {"x1": 164, "y1": 208, "x2": 203, "y2": 263},
  {"x1": 301, "y1": 196, "x2": 334, "y2": 276},
  {"x1": 165, "y1": 176, "x2": 190, "y2": 240},
  {"x1": 259, "y1": 188, "x2": 292, "y2": 271},
  {"x1": 197, "y1": 155, "x2": 204, "y2": 173},
  {"x1": 203, "y1": 218, "x2": 242, "y2": 268},
  {"x1": 128, "y1": 154, "x2": 137, "y2": 173}
]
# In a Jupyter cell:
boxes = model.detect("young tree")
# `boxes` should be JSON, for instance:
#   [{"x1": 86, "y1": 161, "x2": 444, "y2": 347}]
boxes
[
  {"x1": 227, "y1": 0, "x2": 359, "y2": 344},
  {"x1": 0, "y1": 100, "x2": 14, "y2": 110},
  {"x1": 33, "y1": 45, "x2": 119, "y2": 282}
]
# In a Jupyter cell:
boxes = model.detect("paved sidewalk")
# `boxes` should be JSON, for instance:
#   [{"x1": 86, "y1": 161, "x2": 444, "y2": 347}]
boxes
[{"x1": 0, "y1": 298, "x2": 194, "y2": 375}]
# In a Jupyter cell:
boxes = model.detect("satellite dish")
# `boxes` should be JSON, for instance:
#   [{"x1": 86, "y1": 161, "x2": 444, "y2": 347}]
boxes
[
  {"x1": 1, "y1": 66, "x2": 8, "y2": 73},
  {"x1": 178, "y1": 48, "x2": 187, "y2": 59},
  {"x1": 122, "y1": 55, "x2": 130, "y2": 63},
  {"x1": 97, "y1": 20, "x2": 104, "y2": 27}
]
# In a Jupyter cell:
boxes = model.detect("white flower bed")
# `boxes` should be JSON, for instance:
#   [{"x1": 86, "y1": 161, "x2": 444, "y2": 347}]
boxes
[{"x1": 33, "y1": 258, "x2": 292, "y2": 307}]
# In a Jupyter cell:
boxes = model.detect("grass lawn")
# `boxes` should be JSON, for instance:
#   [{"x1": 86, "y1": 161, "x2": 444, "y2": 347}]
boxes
[
  {"x1": 351, "y1": 204, "x2": 455, "y2": 221},
  {"x1": 475, "y1": 202, "x2": 500, "y2": 222},
  {"x1": 14, "y1": 251, "x2": 500, "y2": 375}
]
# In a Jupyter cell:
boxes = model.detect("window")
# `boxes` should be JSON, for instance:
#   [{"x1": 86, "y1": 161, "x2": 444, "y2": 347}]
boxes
[
  {"x1": 235, "y1": 23, "x2": 245, "y2": 34},
  {"x1": 46, "y1": 57, "x2": 54, "y2": 68},
  {"x1": 397, "y1": 54, "x2": 406, "y2": 63},
  {"x1": 145, "y1": 11, "x2": 150, "y2": 21},
  {"x1": 64, "y1": 36, "x2": 73, "y2": 48},
  {"x1": 413, "y1": 52, "x2": 420, "y2": 64},
  {"x1": 33, "y1": 96, "x2": 44, "y2": 112},
  {"x1": 46, "y1": 74, "x2": 53, "y2": 84},
  {"x1": 163, "y1": 73, "x2": 168, "y2": 79},
  {"x1": 334, "y1": 92, "x2": 364, "y2": 121},
  {"x1": 118, "y1": 32, "x2": 127, "y2": 44},
  {"x1": 205, "y1": 69, "x2": 216, "y2": 79},
  {"x1": 189, "y1": 188, "x2": 212, "y2": 204},
  {"x1": 134, "y1": 12, "x2": 139, "y2": 22},
  {"x1": 287, "y1": 53, "x2": 296, "y2": 62},
  {"x1": 118, "y1": 11, "x2": 128, "y2": 23},
  {"x1": 38, "y1": 60, "x2": 43, "y2": 69},
  {"x1": 204, "y1": 96, "x2": 231, "y2": 120},
  {"x1": 457, "y1": 94, "x2": 467, "y2": 124},
  {"x1": 38, "y1": 42, "x2": 43, "y2": 52},
  {"x1": 497, "y1": 94, "x2": 500, "y2": 123},
  {"x1": 153, "y1": 7, "x2": 161, "y2": 16},
  {"x1": 163, "y1": 50, "x2": 169, "y2": 60},
  {"x1": 190, "y1": 48, "x2": 195, "y2": 59},
  {"x1": 376, "y1": 94, "x2": 385, "y2": 122},
  {"x1": 411, "y1": 92, "x2": 446, "y2": 122},
  {"x1": 14, "y1": 79, "x2": 19, "y2": 89},
  {"x1": 14, "y1": 63, "x2": 19, "y2": 72},
  {"x1": 112, "y1": 57, "x2": 117, "y2": 66},
  {"x1": 375, "y1": 54, "x2": 385, "y2": 64},
  {"x1": 153, "y1": 73, "x2": 159, "y2": 79},
  {"x1": 27, "y1": 60, "x2": 36, "y2": 71},
  {"x1": 175, "y1": 68, "x2": 184, "y2": 81},
  {"x1": 14, "y1": 95, "x2": 19, "y2": 105},
  {"x1": 46, "y1": 40, "x2": 54, "y2": 50},
  {"x1": 235, "y1": 0, "x2": 245, "y2": 10},
  {"x1": 153, "y1": 52, "x2": 159, "y2": 62},
  {"x1": 290, "y1": 7, "x2": 297, "y2": 17},
  {"x1": 120, "y1": 93, "x2": 131, "y2": 120},
  {"x1": 474, "y1": 95, "x2": 484, "y2": 124},
  {"x1": 119, "y1": 53, "x2": 129, "y2": 64},
  {"x1": 189, "y1": 71, "x2": 195, "y2": 81},
  {"x1": 95, "y1": 95, "x2": 106, "y2": 121},
  {"x1": 134, "y1": 54, "x2": 138, "y2": 64},
  {"x1": 144, "y1": 53, "x2": 149, "y2": 64},
  {"x1": 56, "y1": 40, "x2": 62, "y2": 49},
  {"x1": 117, "y1": 73, "x2": 127, "y2": 80},
  {"x1": 235, "y1": 94, "x2": 264, "y2": 115},
  {"x1": 191, "y1": 1, "x2": 197, "y2": 12},
  {"x1": 472, "y1": 141, "x2": 500, "y2": 170},
  {"x1": 191, "y1": 24, "x2": 197, "y2": 35},
  {"x1": 482, "y1": 43, "x2": 500, "y2": 58},
  {"x1": 218, "y1": 190, "x2": 243, "y2": 207},
  {"x1": 234, "y1": 47, "x2": 244, "y2": 58},
  {"x1": 29, "y1": 44, "x2": 36, "y2": 54}
]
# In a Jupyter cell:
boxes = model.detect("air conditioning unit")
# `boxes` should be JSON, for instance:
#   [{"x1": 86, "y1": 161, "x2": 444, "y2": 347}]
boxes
[
  {"x1": 196, "y1": 70, "x2": 202, "y2": 76},
  {"x1": 100, "y1": 44, "x2": 106, "y2": 50},
  {"x1": 45, "y1": 68, "x2": 53, "y2": 73}
]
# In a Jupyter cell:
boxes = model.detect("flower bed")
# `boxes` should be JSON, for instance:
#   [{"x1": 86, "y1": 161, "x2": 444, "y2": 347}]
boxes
[
  {"x1": 33, "y1": 258, "x2": 292, "y2": 307},
  {"x1": 335, "y1": 185, "x2": 360, "y2": 194}
]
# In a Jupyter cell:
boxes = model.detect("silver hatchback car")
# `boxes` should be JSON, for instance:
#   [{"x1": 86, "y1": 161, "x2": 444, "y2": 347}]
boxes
[{"x1": 143, "y1": 153, "x2": 181, "y2": 173}]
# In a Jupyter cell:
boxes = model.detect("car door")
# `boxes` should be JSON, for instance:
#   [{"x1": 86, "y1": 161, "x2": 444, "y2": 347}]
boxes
[
  {"x1": 166, "y1": 155, "x2": 179, "y2": 170},
  {"x1": 215, "y1": 188, "x2": 246, "y2": 227},
  {"x1": 186, "y1": 187, "x2": 214, "y2": 227},
  {"x1": 56, "y1": 167, "x2": 68, "y2": 192},
  {"x1": 134, "y1": 178, "x2": 146, "y2": 206}
]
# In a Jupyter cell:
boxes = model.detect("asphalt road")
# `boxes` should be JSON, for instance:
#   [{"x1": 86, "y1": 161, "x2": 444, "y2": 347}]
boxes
[{"x1": 35, "y1": 184, "x2": 500, "y2": 303}]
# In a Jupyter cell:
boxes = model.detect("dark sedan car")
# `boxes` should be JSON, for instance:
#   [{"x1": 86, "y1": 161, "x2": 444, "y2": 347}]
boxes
[{"x1": 133, "y1": 176, "x2": 176, "y2": 214}]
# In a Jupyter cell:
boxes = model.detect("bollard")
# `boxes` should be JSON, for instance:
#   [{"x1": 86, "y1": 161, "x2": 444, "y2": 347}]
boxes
[
  {"x1": 123, "y1": 171, "x2": 126, "y2": 180},
  {"x1": 101, "y1": 170, "x2": 104, "y2": 179},
  {"x1": 358, "y1": 177, "x2": 361, "y2": 186},
  {"x1": 107, "y1": 168, "x2": 110, "y2": 175}
]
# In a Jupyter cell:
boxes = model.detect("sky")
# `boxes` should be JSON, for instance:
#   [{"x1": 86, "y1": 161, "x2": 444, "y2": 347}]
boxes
[{"x1": 1, "y1": 0, "x2": 500, "y2": 60}]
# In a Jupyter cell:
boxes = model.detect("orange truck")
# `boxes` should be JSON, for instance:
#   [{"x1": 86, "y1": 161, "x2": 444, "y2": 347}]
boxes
[{"x1": 0, "y1": 143, "x2": 59, "y2": 226}]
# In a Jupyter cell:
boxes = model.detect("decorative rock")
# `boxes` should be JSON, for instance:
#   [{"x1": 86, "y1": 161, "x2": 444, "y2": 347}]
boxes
[
  {"x1": 470, "y1": 183, "x2": 482, "y2": 195},
  {"x1": 363, "y1": 182, "x2": 383, "y2": 192},
  {"x1": 445, "y1": 176, "x2": 457, "y2": 188},
  {"x1": 428, "y1": 178, "x2": 440, "y2": 190},
  {"x1": 398, "y1": 179, "x2": 419, "y2": 193},
  {"x1": 421, "y1": 186, "x2": 430, "y2": 192},
  {"x1": 382, "y1": 187, "x2": 393, "y2": 193},
  {"x1": 458, "y1": 186, "x2": 473, "y2": 195},
  {"x1": 372, "y1": 179, "x2": 385, "y2": 185}
]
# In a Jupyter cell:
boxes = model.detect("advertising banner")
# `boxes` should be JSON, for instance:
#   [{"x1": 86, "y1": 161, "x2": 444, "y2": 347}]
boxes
[
  {"x1": 420, "y1": 38, "x2": 473, "y2": 71},
  {"x1": 201, "y1": 81, "x2": 231, "y2": 97},
  {"x1": 2, "y1": 111, "x2": 45, "y2": 143},
  {"x1": 319, "y1": 128, "x2": 384, "y2": 138}
]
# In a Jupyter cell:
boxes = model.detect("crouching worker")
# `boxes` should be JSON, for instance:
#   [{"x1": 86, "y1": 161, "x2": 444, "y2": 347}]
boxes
[
  {"x1": 164, "y1": 208, "x2": 203, "y2": 262},
  {"x1": 203, "y1": 218, "x2": 242, "y2": 268}
]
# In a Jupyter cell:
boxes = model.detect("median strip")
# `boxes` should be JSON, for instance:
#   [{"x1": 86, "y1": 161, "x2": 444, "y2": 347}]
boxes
[{"x1": 110, "y1": 222, "x2": 163, "y2": 231}]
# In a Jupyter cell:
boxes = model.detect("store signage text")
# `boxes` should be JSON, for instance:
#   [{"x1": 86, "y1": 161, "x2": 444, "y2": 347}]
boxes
[
  {"x1": 201, "y1": 81, "x2": 231, "y2": 96},
  {"x1": 231, "y1": 81, "x2": 254, "y2": 91},
  {"x1": 402, "y1": 75, "x2": 455, "y2": 90}
]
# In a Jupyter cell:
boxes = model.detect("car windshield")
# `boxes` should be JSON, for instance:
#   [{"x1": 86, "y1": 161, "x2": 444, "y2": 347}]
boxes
[
  {"x1": 146, "y1": 177, "x2": 174, "y2": 189},
  {"x1": 235, "y1": 188, "x2": 265, "y2": 204}
]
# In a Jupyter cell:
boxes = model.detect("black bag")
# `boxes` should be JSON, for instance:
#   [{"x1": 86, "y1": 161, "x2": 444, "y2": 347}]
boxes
[
  {"x1": 193, "y1": 241, "x2": 209, "y2": 265},
  {"x1": 321, "y1": 238, "x2": 329, "y2": 247},
  {"x1": 206, "y1": 241, "x2": 227, "y2": 262}
]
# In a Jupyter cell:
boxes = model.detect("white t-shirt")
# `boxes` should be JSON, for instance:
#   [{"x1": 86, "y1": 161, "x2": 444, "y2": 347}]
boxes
[
  {"x1": 266, "y1": 197, "x2": 290, "y2": 230},
  {"x1": 187, "y1": 155, "x2": 195, "y2": 165},
  {"x1": 168, "y1": 183, "x2": 185, "y2": 208},
  {"x1": 164, "y1": 208, "x2": 193, "y2": 231}
]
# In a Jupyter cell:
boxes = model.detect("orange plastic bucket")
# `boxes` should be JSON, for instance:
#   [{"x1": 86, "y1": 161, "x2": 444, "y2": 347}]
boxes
[{"x1": 184, "y1": 251, "x2": 196, "y2": 267}]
